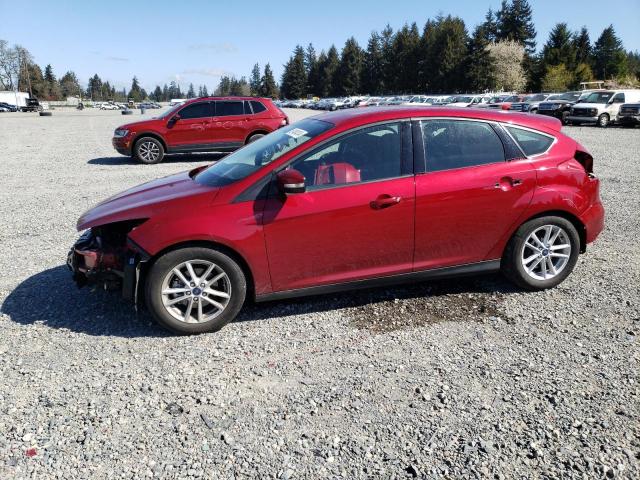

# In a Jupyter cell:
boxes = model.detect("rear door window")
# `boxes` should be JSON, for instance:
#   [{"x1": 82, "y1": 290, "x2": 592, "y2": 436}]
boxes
[
  {"x1": 505, "y1": 126, "x2": 554, "y2": 156},
  {"x1": 215, "y1": 101, "x2": 244, "y2": 116},
  {"x1": 420, "y1": 120, "x2": 505, "y2": 172}
]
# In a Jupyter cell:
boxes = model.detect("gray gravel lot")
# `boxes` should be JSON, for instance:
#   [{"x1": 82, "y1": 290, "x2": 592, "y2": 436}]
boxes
[{"x1": 0, "y1": 108, "x2": 638, "y2": 479}]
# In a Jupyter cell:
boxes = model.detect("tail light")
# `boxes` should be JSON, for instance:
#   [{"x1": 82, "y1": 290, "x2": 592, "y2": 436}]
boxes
[
  {"x1": 281, "y1": 117, "x2": 289, "y2": 126},
  {"x1": 574, "y1": 149, "x2": 593, "y2": 175}
]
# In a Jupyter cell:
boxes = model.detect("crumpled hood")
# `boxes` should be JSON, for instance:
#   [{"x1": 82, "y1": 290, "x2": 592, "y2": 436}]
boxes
[{"x1": 77, "y1": 168, "x2": 216, "y2": 230}]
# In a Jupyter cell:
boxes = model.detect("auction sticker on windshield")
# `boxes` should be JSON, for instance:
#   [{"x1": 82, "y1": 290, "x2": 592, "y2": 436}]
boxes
[{"x1": 286, "y1": 128, "x2": 308, "y2": 139}]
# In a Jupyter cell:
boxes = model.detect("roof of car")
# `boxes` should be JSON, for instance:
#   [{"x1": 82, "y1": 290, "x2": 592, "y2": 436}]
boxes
[
  {"x1": 313, "y1": 106, "x2": 563, "y2": 134},
  {"x1": 186, "y1": 96, "x2": 270, "y2": 102}
]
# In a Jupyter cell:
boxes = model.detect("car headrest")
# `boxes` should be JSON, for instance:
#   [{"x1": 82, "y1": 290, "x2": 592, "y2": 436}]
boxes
[{"x1": 314, "y1": 162, "x2": 361, "y2": 186}]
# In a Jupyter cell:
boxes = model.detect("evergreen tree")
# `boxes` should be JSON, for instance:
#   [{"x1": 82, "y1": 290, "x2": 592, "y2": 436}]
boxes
[
  {"x1": 627, "y1": 51, "x2": 640, "y2": 81},
  {"x1": 42, "y1": 64, "x2": 61, "y2": 99},
  {"x1": 335, "y1": 37, "x2": 363, "y2": 95},
  {"x1": 421, "y1": 15, "x2": 468, "y2": 93},
  {"x1": 304, "y1": 43, "x2": 317, "y2": 94},
  {"x1": 573, "y1": 27, "x2": 592, "y2": 66},
  {"x1": 310, "y1": 50, "x2": 328, "y2": 96},
  {"x1": 250, "y1": 63, "x2": 261, "y2": 96},
  {"x1": 259, "y1": 63, "x2": 278, "y2": 98},
  {"x1": 280, "y1": 45, "x2": 307, "y2": 98},
  {"x1": 465, "y1": 25, "x2": 496, "y2": 92},
  {"x1": 215, "y1": 76, "x2": 232, "y2": 96},
  {"x1": 197, "y1": 85, "x2": 203, "y2": 97},
  {"x1": 593, "y1": 25, "x2": 627, "y2": 80},
  {"x1": 392, "y1": 23, "x2": 421, "y2": 93},
  {"x1": 482, "y1": 8, "x2": 499, "y2": 42},
  {"x1": 87, "y1": 74, "x2": 103, "y2": 99},
  {"x1": 202, "y1": 85, "x2": 208, "y2": 97},
  {"x1": 162, "y1": 83, "x2": 168, "y2": 101},
  {"x1": 43, "y1": 64, "x2": 56, "y2": 85},
  {"x1": 187, "y1": 83, "x2": 195, "y2": 98},
  {"x1": 324, "y1": 45, "x2": 340, "y2": 96},
  {"x1": 380, "y1": 25, "x2": 395, "y2": 92},
  {"x1": 496, "y1": 0, "x2": 536, "y2": 54},
  {"x1": 128, "y1": 76, "x2": 143, "y2": 101},
  {"x1": 541, "y1": 23, "x2": 577, "y2": 74},
  {"x1": 59, "y1": 71, "x2": 80, "y2": 98},
  {"x1": 152, "y1": 85, "x2": 162, "y2": 101},
  {"x1": 361, "y1": 31, "x2": 384, "y2": 95}
]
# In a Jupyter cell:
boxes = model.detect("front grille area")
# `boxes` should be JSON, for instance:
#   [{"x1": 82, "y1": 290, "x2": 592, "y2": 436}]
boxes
[
  {"x1": 620, "y1": 107, "x2": 639, "y2": 115},
  {"x1": 571, "y1": 108, "x2": 596, "y2": 117}
]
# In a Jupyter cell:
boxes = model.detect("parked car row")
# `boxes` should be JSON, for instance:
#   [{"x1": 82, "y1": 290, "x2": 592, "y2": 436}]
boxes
[{"x1": 277, "y1": 89, "x2": 640, "y2": 128}]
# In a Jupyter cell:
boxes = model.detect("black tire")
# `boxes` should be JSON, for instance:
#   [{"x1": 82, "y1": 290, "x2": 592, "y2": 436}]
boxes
[
  {"x1": 501, "y1": 216, "x2": 580, "y2": 291},
  {"x1": 597, "y1": 113, "x2": 609, "y2": 128},
  {"x1": 122, "y1": 110, "x2": 133, "y2": 115},
  {"x1": 529, "y1": 108, "x2": 538, "y2": 114},
  {"x1": 134, "y1": 137, "x2": 165, "y2": 164},
  {"x1": 560, "y1": 111, "x2": 569, "y2": 125},
  {"x1": 145, "y1": 247, "x2": 247, "y2": 334},
  {"x1": 39, "y1": 111, "x2": 52, "y2": 117},
  {"x1": 247, "y1": 133, "x2": 265, "y2": 144}
]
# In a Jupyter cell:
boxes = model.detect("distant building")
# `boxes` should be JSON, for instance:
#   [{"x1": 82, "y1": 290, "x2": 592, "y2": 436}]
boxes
[{"x1": 0, "y1": 91, "x2": 29, "y2": 107}]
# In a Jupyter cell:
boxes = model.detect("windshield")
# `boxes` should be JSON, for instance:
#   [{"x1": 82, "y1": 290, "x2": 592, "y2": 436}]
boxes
[
  {"x1": 453, "y1": 96, "x2": 473, "y2": 103},
  {"x1": 583, "y1": 92, "x2": 613, "y2": 103},
  {"x1": 525, "y1": 94, "x2": 547, "y2": 102},
  {"x1": 159, "y1": 103, "x2": 184, "y2": 118},
  {"x1": 548, "y1": 92, "x2": 581, "y2": 101},
  {"x1": 195, "y1": 119, "x2": 334, "y2": 187},
  {"x1": 504, "y1": 96, "x2": 520, "y2": 102}
]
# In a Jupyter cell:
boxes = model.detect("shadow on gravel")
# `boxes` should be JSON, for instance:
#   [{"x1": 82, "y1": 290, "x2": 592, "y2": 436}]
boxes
[
  {"x1": 2, "y1": 266, "x2": 518, "y2": 336},
  {"x1": 88, "y1": 152, "x2": 227, "y2": 166},
  {"x1": 1, "y1": 266, "x2": 168, "y2": 337},
  {"x1": 238, "y1": 274, "x2": 518, "y2": 333}
]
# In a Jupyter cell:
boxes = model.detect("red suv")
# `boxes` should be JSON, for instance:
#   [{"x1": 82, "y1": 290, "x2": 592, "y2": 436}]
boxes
[
  {"x1": 71, "y1": 107, "x2": 604, "y2": 334},
  {"x1": 112, "y1": 97, "x2": 288, "y2": 164}
]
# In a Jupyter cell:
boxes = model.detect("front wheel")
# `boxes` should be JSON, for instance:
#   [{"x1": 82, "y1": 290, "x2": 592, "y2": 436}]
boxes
[
  {"x1": 597, "y1": 113, "x2": 609, "y2": 128},
  {"x1": 134, "y1": 137, "x2": 165, "y2": 164},
  {"x1": 502, "y1": 216, "x2": 580, "y2": 290},
  {"x1": 145, "y1": 247, "x2": 246, "y2": 334}
]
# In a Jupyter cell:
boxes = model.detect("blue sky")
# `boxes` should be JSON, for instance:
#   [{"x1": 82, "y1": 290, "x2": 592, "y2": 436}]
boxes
[{"x1": 1, "y1": 0, "x2": 638, "y2": 92}]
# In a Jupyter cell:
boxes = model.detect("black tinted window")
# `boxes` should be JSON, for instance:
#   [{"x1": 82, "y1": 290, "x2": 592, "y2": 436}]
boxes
[
  {"x1": 290, "y1": 123, "x2": 402, "y2": 189},
  {"x1": 243, "y1": 101, "x2": 252, "y2": 114},
  {"x1": 421, "y1": 120, "x2": 505, "y2": 172},
  {"x1": 612, "y1": 93, "x2": 625, "y2": 103},
  {"x1": 216, "y1": 101, "x2": 244, "y2": 116},
  {"x1": 506, "y1": 126, "x2": 554, "y2": 156},
  {"x1": 178, "y1": 102, "x2": 211, "y2": 119},
  {"x1": 250, "y1": 100, "x2": 267, "y2": 113}
]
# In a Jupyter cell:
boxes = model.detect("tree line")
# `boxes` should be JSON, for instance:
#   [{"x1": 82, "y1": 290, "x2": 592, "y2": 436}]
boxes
[
  {"x1": 277, "y1": 0, "x2": 640, "y2": 98},
  {"x1": 2, "y1": 0, "x2": 639, "y2": 102}
]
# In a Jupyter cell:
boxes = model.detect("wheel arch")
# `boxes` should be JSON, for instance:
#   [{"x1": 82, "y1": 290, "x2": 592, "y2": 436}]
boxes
[
  {"x1": 133, "y1": 132, "x2": 168, "y2": 152},
  {"x1": 141, "y1": 240, "x2": 256, "y2": 299},
  {"x1": 244, "y1": 129, "x2": 271, "y2": 144},
  {"x1": 511, "y1": 210, "x2": 587, "y2": 254}
]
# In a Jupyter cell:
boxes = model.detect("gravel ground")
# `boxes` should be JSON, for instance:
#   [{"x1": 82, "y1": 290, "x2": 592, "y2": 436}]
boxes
[{"x1": 0, "y1": 108, "x2": 638, "y2": 479}]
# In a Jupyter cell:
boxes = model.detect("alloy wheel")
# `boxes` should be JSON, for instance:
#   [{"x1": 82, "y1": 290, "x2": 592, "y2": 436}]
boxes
[
  {"x1": 520, "y1": 225, "x2": 571, "y2": 281},
  {"x1": 161, "y1": 260, "x2": 231, "y2": 323},
  {"x1": 139, "y1": 141, "x2": 160, "y2": 162}
]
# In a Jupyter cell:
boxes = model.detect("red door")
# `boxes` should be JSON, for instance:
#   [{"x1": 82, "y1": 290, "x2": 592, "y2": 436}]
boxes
[
  {"x1": 414, "y1": 161, "x2": 536, "y2": 270},
  {"x1": 262, "y1": 177, "x2": 415, "y2": 292},
  {"x1": 211, "y1": 100, "x2": 251, "y2": 146},
  {"x1": 164, "y1": 101, "x2": 213, "y2": 149}
]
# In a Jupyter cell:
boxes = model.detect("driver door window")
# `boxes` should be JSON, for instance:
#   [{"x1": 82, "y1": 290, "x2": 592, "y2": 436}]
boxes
[
  {"x1": 612, "y1": 93, "x2": 625, "y2": 103},
  {"x1": 289, "y1": 122, "x2": 403, "y2": 189}
]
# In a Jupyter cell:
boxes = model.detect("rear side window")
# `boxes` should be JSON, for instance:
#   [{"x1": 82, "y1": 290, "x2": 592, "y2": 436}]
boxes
[
  {"x1": 215, "y1": 101, "x2": 244, "y2": 116},
  {"x1": 612, "y1": 93, "x2": 625, "y2": 103},
  {"x1": 420, "y1": 120, "x2": 505, "y2": 172},
  {"x1": 250, "y1": 100, "x2": 267, "y2": 113},
  {"x1": 178, "y1": 102, "x2": 212, "y2": 119},
  {"x1": 506, "y1": 126, "x2": 554, "y2": 156}
]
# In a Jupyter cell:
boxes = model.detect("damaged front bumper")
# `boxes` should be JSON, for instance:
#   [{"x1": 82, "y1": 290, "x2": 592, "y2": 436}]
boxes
[{"x1": 67, "y1": 228, "x2": 150, "y2": 303}]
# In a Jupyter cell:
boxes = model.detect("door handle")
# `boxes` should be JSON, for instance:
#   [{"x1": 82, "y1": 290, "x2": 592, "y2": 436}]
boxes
[
  {"x1": 370, "y1": 194, "x2": 401, "y2": 210},
  {"x1": 494, "y1": 177, "x2": 522, "y2": 190}
]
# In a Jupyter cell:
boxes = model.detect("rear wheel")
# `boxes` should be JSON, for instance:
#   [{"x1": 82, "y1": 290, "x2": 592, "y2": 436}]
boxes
[
  {"x1": 247, "y1": 132, "x2": 265, "y2": 144},
  {"x1": 597, "y1": 113, "x2": 609, "y2": 128},
  {"x1": 502, "y1": 216, "x2": 580, "y2": 290},
  {"x1": 145, "y1": 247, "x2": 247, "y2": 334},
  {"x1": 134, "y1": 137, "x2": 165, "y2": 164},
  {"x1": 560, "y1": 111, "x2": 569, "y2": 125}
]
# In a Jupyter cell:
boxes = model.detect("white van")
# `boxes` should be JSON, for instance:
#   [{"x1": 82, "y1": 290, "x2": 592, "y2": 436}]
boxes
[{"x1": 567, "y1": 89, "x2": 640, "y2": 127}]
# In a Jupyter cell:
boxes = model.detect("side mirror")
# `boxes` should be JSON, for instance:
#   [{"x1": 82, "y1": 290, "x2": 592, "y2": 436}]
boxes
[
  {"x1": 276, "y1": 168, "x2": 306, "y2": 195},
  {"x1": 168, "y1": 114, "x2": 180, "y2": 125}
]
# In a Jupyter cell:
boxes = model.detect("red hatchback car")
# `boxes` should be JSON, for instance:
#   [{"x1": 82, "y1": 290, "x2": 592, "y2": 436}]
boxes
[
  {"x1": 112, "y1": 96, "x2": 288, "y2": 164},
  {"x1": 70, "y1": 107, "x2": 604, "y2": 334}
]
